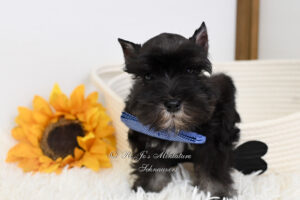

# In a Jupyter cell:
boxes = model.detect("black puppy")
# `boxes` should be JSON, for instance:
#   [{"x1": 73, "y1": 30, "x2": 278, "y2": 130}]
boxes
[{"x1": 118, "y1": 22, "x2": 266, "y2": 198}]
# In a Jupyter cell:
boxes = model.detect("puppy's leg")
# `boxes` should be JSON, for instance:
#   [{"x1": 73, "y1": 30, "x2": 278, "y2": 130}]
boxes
[
  {"x1": 132, "y1": 169, "x2": 172, "y2": 192},
  {"x1": 131, "y1": 158, "x2": 175, "y2": 192},
  {"x1": 193, "y1": 164, "x2": 236, "y2": 198},
  {"x1": 128, "y1": 131, "x2": 185, "y2": 192},
  {"x1": 191, "y1": 73, "x2": 240, "y2": 198}
]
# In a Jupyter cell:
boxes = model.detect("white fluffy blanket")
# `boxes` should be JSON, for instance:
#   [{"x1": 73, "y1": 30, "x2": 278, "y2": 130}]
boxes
[{"x1": 0, "y1": 127, "x2": 299, "y2": 200}]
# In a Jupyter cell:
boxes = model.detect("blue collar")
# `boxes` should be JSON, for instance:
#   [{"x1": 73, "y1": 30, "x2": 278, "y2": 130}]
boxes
[{"x1": 121, "y1": 112, "x2": 206, "y2": 144}]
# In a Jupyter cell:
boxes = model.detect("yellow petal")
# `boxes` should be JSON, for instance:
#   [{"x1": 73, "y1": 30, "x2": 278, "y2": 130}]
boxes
[
  {"x1": 49, "y1": 84, "x2": 69, "y2": 112},
  {"x1": 95, "y1": 124, "x2": 115, "y2": 138},
  {"x1": 70, "y1": 85, "x2": 85, "y2": 113},
  {"x1": 15, "y1": 107, "x2": 34, "y2": 125},
  {"x1": 38, "y1": 156, "x2": 53, "y2": 171},
  {"x1": 27, "y1": 134, "x2": 39, "y2": 147},
  {"x1": 94, "y1": 153, "x2": 111, "y2": 161},
  {"x1": 74, "y1": 147, "x2": 84, "y2": 160},
  {"x1": 39, "y1": 155, "x2": 53, "y2": 163},
  {"x1": 85, "y1": 107, "x2": 101, "y2": 130},
  {"x1": 61, "y1": 155, "x2": 74, "y2": 166},
  {"x1": 55, "y1": 167, "x2": 63, "y2": 174},
  {"x1": 63, "y1": 113, "x2": 76, "y2": 120},
  {"x1": 100, "y1": 135, "x2": 117, "y2": 153},
  {"x1": 77, "y1": 132, "x2": 95, "y2": 151},
  {"x1": 81, "y1": 152, "x2": 100, "y2": 171},
  {"x1": 11, "y1": 127, "x2": 26, "y2": 141},
  {"x1": 32, "y1": 111, "x2": 49, "y2": 126},
  {"x1": 85, "y1": 92, "x2": 98, "y2": 107},
  {"x1": 76, "y1": 113, "x2": 85, "y2": 122},
  {"x1": 69, "y1": 160, "x2": 83, "y2": 168},
  {"x1": 18, "y1": 158, "x2": 40, "y2": 172},
  {"x1": 6, "y1": 143, "x2": 41, "y2": 162},
  {"x1": 93, "y1": 154, "x2": 112, "y2": 168},
  {"x1": 99, "y1": 162, "x2": 112, "y2": 168},
  {"x1": 23, "y1": 125, "x2": 43, "y2": 147},
  {"x1": 89, "y1": 139, "x2": 107, "y2": 154},
  {"x1": 41, "y1": 163, "x2": 60, "y2": 173},
  {"x1": 33, "y1": 96, "x2": 53, "y2": 116}
]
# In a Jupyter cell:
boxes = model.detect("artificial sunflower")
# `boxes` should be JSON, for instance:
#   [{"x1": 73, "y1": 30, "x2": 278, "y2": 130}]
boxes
[{"x1": 6, "y1": 84, "x2": 116, "y2": 173}]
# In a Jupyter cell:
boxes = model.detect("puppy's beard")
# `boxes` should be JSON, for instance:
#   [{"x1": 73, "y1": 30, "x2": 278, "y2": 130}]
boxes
[{"x1": 158, "y1": 104, "x2": 192, "y2": 132}]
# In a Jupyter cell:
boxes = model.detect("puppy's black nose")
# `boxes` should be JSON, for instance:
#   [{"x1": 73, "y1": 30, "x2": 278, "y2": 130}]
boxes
[{"x1": 164, "y1": 99, "x2": 181, "y2": 112}]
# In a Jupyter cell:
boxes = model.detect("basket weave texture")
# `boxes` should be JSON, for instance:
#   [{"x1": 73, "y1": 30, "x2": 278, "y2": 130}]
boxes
[{"x1": 91, "y1": 60, "x2": 300, "y2": 173}]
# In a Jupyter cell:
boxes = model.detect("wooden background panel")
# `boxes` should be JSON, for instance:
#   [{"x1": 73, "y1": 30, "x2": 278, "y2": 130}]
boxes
[{"x1": 235, "y1": 0, "x2": 259, "y2": 60}]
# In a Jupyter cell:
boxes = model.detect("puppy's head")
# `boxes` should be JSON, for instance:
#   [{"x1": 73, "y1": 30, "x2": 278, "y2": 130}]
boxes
[{"x1": 119, "y1": 22, "x2": 217, "y2": 132}]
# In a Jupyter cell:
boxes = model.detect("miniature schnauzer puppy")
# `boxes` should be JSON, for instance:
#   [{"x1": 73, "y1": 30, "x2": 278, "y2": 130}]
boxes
[{"x1": 118, "y1": 22, "x2": 240, "y2": 198}]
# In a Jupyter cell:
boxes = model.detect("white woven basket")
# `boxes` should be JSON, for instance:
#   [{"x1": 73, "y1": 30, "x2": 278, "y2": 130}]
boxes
[{"x1": 91, "y1": 60, "x2": 300, "y2": 174}]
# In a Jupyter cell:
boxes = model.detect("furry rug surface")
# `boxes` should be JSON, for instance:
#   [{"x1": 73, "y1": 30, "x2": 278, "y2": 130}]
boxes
[{"x1": 0, "y1": 127, "x2": 299, "y2": 200}]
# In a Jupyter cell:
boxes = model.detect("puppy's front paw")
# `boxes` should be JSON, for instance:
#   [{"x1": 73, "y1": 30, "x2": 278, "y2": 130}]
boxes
[{"x1": 132, "y1": 172, "x2": 171, "y2": 193}]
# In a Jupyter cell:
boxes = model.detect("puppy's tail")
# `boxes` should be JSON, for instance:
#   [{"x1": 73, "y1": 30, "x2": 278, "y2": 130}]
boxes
[{"x1": 233, "y1": 140, "x2": 268, "y2": 175}]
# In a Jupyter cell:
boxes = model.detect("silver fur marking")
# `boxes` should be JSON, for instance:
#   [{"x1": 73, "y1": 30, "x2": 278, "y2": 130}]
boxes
[
  {"x1": 165, "y1": 142, "x2": 184, "y2": 155},
  {"x1": 159, "y1": 104, "x2": 193, "y2": 131}
]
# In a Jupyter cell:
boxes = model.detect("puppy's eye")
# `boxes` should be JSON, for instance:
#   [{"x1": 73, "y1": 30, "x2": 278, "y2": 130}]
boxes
[
  {"x1": 144, "y1": 73, "x2": 153, "y2": 81},
  {"x1": 186, "y1": 68, "x2": 200, "y2": 74},
  {"x1": 186, "y1": 68, "x2": 194, "y2": 74}
]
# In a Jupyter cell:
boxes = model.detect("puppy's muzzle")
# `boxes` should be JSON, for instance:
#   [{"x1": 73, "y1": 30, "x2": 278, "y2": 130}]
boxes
[{"x1": 164, "y1": 99, "x2": 181, "y2": 112}]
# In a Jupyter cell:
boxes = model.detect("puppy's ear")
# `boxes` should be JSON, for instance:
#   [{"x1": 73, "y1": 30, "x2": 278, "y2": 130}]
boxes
[
  {"x1": 118, "y1": 38, "x2": 141, "y2": 64},
  {"x1": 189, "y1": 22, "x2": 209, "y2": 53}
]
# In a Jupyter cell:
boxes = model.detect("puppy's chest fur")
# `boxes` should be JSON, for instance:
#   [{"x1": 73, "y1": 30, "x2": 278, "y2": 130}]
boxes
[
  {"x1": 147, "y1": 139, "x2": 185, "y2": 155},
  {"x1": 129, "y1": 129, "x2": 197, "y2": 159}
]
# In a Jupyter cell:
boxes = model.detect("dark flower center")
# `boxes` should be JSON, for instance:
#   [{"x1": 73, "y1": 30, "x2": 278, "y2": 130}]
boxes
[{"x1": 40, "y1": 118, "x2": 85, "y2": 160}]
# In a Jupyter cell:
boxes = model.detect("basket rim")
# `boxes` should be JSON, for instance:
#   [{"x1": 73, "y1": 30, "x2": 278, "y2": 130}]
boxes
[{"x1": 91, "y1": 60, "x2": 300, "y2": 129}]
